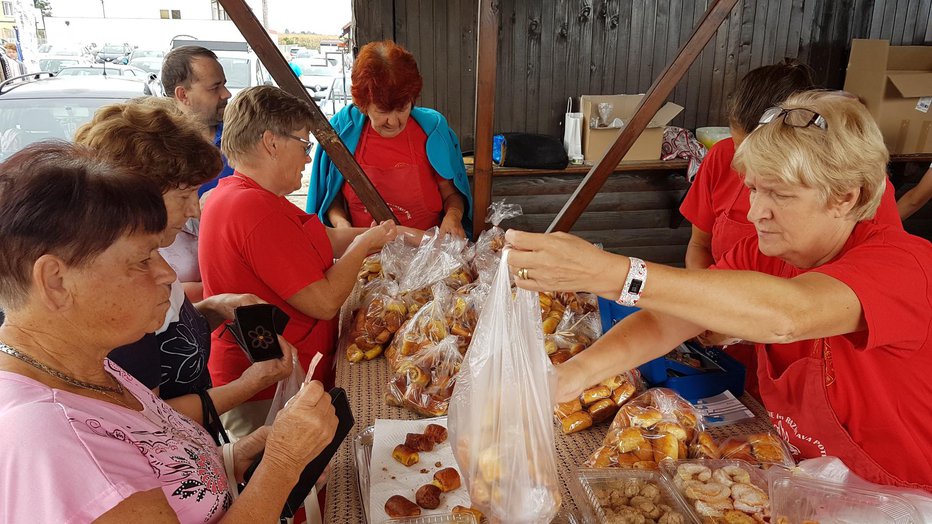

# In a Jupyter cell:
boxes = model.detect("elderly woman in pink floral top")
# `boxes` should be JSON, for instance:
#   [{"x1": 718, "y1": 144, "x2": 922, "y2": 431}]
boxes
[{"x1": 0, "y1": 142, "x2": 338, "y2": 523}]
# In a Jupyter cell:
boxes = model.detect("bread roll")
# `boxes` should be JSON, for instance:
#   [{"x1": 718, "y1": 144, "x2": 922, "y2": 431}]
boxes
[
  {"x1": 616, "y1": 427, "x2": 646, "y2": 453},
  {"x1": 652, "y1": 433, "x2": 679, "y2": 462},
  {"x1": 385, "y1": 495, "x2": 421, "y2": 518},
  {"x1": 452, "y1": 505, "x2": 484, "y2": 521},
  {"x1": 555, "y1": 398, "x2": 583, "y2": 418},
  {"x1": 612, "y1": 381, "x2": 637, "y2": 405},
  {"x1": 432, "y1": 467, "x2": 462, "y2": 492},
  {"x1": 588, "y1": 398, "x2": 618, "y2": 423},
  {"x1": 560, "y1": 410, "x2": 593, "y2": 434},
  {"x1": 405, "y1": 433, "x2": 435, "y2": 452},
  {"x1": 580, "y1": 385, "x2": 612, "y2": 407},
  {"x1": 415, "y1": 484, "x2": 442, "y2": 509},
  {"x1": 423, "y1": 423, "x2": 448, "y2": 444},
  {"x1": 392, "y1": 444, "x2": 419, "y2": 466}
]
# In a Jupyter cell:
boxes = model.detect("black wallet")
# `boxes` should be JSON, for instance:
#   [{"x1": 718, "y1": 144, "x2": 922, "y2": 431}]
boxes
[
  {"x1": 242, "y1": 387, "x2": 355, "y2": 518},
  {"x1": 223, "y1": 303, "x2": 290, "y2": 362}
]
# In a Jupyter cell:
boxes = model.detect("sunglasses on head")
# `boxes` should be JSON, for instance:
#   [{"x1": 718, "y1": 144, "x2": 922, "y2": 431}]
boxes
[{"x1": 758, "y1": 106, "x2": 827, "y2": 130}]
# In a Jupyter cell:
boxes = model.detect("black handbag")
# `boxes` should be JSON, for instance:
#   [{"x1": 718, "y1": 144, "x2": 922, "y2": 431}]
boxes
[{"x1": 497, "y1": 132, "x2": 569, "y2": 170}]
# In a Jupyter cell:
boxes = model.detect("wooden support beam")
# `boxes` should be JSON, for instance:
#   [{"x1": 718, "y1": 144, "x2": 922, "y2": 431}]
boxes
[
  {"x1": 472, "y1": 0, "x2": 499, "y2": 240},
  {"x1": 547, "y1": 0, "x2": 740, "y2": 233},
  {"x1": 218, "y1": 0, "x2": 396, "y2": 224}
]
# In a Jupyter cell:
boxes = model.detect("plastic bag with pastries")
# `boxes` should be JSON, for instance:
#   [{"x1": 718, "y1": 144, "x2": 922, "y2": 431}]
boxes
[
  {"x1": 554, "y1": 370, "x2": 645, "y2": 435},
  {"x1": 448, "y1": 250, "x2": 561, "y2": 524},
  {"x1": 385, "y1": 283, "x2": 453, "y2": 369},
  {"x1": 544, "y1": 307, "x2": 602, "y2": 364},
  {"x1": 584, "y1": 388, "x2": 704, "y2": 468},
  {"x1": 398, "y1": 227, "x2": 471, "y2": 294},
  {"x1": 344, "y1": 280, "x2": 407, "y2": 362},
  {"x1": 472, "y1": 200, "x2": 523, "y2": 285},
  {"x1": 446, "y1": 282, "x2": 490, "y2": 354},
  {"x1": 386, "y1": 335, "x2": 463, "y2": 416}
]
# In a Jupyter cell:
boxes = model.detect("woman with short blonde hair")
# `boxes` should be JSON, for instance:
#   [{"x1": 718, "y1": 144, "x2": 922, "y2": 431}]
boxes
[{"x1": 507, "y1": 91, "x2": 932, "y2": 489}]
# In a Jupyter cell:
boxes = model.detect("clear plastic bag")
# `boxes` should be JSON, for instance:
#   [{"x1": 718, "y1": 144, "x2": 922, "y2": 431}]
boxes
[
  {"x1": 585, "y1": 388, "x2": 703, "y2": 469},
  {"x1": 385, "y1": 284, "x2": 453, "y2": 370},
  {"x1": 398, "y1": 227, "x2": 470, "y2": 294},
  {"x1": 472, "y1": 201, "x2": 522, "y2": 285},
  {"x1": 264, "y1": 353, "x2": 307, "y2": 426},
  {"x1": 718, "y1": 432, "x2": 796, "y2": 469},
  {"x1": 554, "y1": 371, "x2": 644, "y2": 435},
  {"x1": 345, "y1": 280, "x2": 407, "y2": 362},
  {"x1": 385, "y1": 334, "x2": 463, "y2": 417},
  {"x1": 448, "y1": 251, "x2": 561, "y2": 523}
]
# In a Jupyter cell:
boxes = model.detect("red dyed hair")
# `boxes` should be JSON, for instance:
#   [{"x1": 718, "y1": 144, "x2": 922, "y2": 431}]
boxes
[{"x1": 351, "y1": 40, "x2": 423, "y2": 111}]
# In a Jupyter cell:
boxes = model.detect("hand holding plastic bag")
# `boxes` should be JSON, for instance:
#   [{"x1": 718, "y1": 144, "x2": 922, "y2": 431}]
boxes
[{"x1": 448, "y1": 250, "x2": 561, "y2": 523}]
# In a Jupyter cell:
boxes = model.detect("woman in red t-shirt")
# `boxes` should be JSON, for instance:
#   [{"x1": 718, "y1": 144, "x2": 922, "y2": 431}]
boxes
[
  {"x1": 508, "y1": 91, "x2": 932, "y2": 490},
  {"x1": 199, "y1": 86, "x2": 420, "y2": 438}
]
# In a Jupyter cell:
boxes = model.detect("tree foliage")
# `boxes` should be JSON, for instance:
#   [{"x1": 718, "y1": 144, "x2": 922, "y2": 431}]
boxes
[{"x1": 34, "y1": 0, "x2": 52, "y2": 17}]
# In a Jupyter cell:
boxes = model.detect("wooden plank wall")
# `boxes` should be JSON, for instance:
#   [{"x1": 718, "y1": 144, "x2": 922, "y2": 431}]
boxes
[{"x1": 352, "y1": 0, "x2": 932, "y2": 151}]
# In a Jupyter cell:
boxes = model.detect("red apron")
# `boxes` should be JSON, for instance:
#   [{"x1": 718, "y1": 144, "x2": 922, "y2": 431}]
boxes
[
  {"x1": 343, "y1": 124, "x2": 443, "y2": 230},
  {"x1": 712, "y1": 185, "x2": 760, "y2": 399},
  {"x1": 757, "y1": 339, "x2": 932, "y2": 490}
]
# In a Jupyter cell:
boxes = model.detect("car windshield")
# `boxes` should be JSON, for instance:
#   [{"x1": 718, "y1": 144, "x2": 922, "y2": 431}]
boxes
[
  {"x1": 58, "y1": 67, "x2": 135, "y2": 77},
  {"x1": 39, "y1": 58, "x2": 81, "y2": 72},
  {"x1": 134, "y1": 50, "x2": 163, "y2": 58},
  {"x1": 0, "y1": 97, "x2": 125, "y2": 160},
  {"x1": 216, "y1": 57, "x2": 250, "y2": 89},
  {"x1": 102, "y1": 45, "x2": 125, "y2": 54}
]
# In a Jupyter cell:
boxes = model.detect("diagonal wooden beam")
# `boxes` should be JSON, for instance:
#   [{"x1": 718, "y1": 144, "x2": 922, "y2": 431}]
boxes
[
  {"x1": 218, "y1": 0, "x2": 397, "y2": 224},
  {"x1": 547, "y1": 0, "x2": 740, "y2": 233},
  {"x1": 471, "y1": 0, "x2": 499, "y2": 240}
]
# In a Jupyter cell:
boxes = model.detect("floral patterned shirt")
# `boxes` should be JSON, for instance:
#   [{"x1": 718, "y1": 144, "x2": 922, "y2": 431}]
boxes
[{"x1": 0, "y1": 360, "x2": 232, "y2": 523}]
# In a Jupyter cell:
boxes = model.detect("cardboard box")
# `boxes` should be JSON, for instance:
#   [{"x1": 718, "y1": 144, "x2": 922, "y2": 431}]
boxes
[
  {"x1": 580, "y1": 94, "x2": 683, "y2": 163},
  {"x1": 844, "y1": 39, "x2": 932, "y2": 154}
]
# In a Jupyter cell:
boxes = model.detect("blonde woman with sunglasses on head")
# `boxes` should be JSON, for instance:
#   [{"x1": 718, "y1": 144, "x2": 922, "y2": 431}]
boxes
[{"x1": 506, "y1": 91, "x2": 932, "y2": 490}]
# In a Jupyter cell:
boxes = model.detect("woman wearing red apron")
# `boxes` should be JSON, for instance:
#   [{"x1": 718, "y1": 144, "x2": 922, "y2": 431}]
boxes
[
  {"x1": 508, "y1": 91, "x2": 932, "y2": 489},
  {"x1": 679, "y1": 61, "x2": 903, "y2": 401},
  {"x1": 306, "y1": 40, "x2": 473, "y2": 238}
]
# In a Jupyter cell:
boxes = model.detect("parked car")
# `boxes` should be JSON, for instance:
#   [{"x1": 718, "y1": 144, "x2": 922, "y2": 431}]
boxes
[
  {"x1": 296, "y1": 59, "x2": 340, "y2": 102},
  {"x1": 58, "y1": 64, "x2": 153, "y2": 79},
  {"x1": 215, "y1": 50, "x2": 273, "y2": 96},
  {"x1": 38, "y1": 56, "x2": 86, "y2": 74},
  {"x1": 128, "y1": 48, "x2": 165, "y2": 75},
  {"x1": 320, "y1": 77, "x2": 351, "y2": 118},
  {"x1": 0, "y1": 72, "x2": 163, "y2": 160},
  {"x1": 95, "y1": 43, "x2": 132, "y2": 64}
]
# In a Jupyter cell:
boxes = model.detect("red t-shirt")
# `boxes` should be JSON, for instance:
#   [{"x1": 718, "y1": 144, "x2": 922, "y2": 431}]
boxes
[
  {"x1": 199, "y1": 174, "x2": 337, "y2": 400},
  {"x1": 715, "y1": 222, "x2": 932, "y2": 484},
  {"x1": 680, "y1": 137, "x2": 903, "y2": 264}
]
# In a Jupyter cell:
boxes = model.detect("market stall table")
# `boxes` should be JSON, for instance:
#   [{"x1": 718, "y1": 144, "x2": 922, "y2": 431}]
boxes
[{"x1": 324, "y1": 352, "x2": 775, "y2": 523}]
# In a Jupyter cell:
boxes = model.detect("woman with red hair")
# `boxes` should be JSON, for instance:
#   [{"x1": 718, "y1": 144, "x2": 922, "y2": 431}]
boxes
[{"x1": 306, "y1": 40, "x2": 473, "y2": 238}]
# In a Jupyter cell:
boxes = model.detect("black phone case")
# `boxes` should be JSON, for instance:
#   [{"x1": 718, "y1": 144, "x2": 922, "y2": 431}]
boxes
[
  {"x1": 224, "y1": 303, "x2": 290, "y2": 362},
  {"x1": 242, "y1": 387, "x2": 355, "y2": 519}
]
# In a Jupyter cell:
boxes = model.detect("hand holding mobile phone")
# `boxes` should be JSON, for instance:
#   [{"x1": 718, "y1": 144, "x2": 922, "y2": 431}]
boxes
[{"x1": 242, "y1": 387, "x2": 354, "y2": 518}]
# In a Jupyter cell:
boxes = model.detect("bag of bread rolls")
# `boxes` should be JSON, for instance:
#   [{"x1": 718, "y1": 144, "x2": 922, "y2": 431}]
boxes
[
  {"x1": 446, "y1": 282, "x2": 490, "y2": 354},
  {"x1": 584, "y1": 388, "x2": 704, "y2": 469},
  {"x1": 344, "y1": 280, "x2": 407, "y2": 362},
  {"x1": 385, "y1": 284, "x2": 453, "y2": 370},
  {"x1": 386, "y1": 335, "x2": 463, "y2": 417},
  {"x1": 448, "y1": 251, "x2": 561, "y2": 524},
  {"x1": 719, "y1": 432, "x2": 796, "y2": 468},
  {"x1": 398, "y1": 226, "x2": 471, "y2": 294},
  {"x1": 554, "y1": 370, "x2": 644, "y2": 434}
]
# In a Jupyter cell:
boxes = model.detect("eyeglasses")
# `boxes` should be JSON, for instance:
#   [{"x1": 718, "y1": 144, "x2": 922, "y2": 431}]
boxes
[
  {"x1": 284, "y1": 134, "x2": 313, "y2": 156},
  {"x1": 758, "y1": 106, "x2": 827, "y2": 130}
]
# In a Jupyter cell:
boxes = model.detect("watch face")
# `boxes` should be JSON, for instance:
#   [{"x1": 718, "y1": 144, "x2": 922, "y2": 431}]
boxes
[{"x1": 628, "y1": 278, "x2": 643, "y2": 294}]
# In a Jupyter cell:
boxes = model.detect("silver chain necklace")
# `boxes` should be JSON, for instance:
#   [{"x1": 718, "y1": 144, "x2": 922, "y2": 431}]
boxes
[{"x1": 0, "y1": 341, "x2": 124, "y2": 395}]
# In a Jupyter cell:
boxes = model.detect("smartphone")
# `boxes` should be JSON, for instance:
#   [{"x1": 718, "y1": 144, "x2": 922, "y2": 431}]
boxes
[{"x1": 242, "y1": 387, "x2": 355, "y2": 518}]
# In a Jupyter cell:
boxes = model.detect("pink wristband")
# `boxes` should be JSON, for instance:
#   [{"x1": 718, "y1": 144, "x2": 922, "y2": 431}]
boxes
[{"x1": 616, "y1": 257, "x2": 647, "y2": 307}]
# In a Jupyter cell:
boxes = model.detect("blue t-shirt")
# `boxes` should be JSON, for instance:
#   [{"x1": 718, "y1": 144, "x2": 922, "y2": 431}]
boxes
[{"x1": 198, "y1": 122, "x2": 235, "y2": 196}]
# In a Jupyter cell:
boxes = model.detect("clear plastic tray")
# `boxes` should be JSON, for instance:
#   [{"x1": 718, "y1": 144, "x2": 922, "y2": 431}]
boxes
[
  {"x1": 569, "y1": 468, "x2": 697, "y2": 524},
  {"x1": 385, "y1": 514, "x2": 477, "y2": 524},
  {"x1": 769, "y1": 471, "x2": 923, "y2": 524},
  {"x1": 660, "y1": 459, "x2": 769, "y2": 522},
  {"x1": 355, "y1": 425, "x2": 579, "y2": 524}
]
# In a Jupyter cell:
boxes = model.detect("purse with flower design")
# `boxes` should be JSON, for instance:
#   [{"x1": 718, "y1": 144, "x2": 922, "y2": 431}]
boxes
[{"x1": 223, "y1": 303, "x2": 290, "y2": 362}]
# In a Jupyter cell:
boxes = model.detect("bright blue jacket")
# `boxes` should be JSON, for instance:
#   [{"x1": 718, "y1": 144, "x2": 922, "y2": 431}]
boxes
[{"x1": 306, "y1": 105, "x2": 473, "y2": 233}]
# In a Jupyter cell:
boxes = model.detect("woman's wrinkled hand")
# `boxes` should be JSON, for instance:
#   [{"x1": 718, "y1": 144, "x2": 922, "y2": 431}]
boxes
[
  {"x1": 262, "y1": 380, "x2": 338, "y2": 478},
  {"x1": 241, "y1": 335, "x2": 296, "y2": 390},
  {"x1": 553, "y1": 359, "x2": 591, "y2": 404},
  {"x1": 232, "y1": 425, "x2": 271, "y2": 483},
  {"x1": 505, "y1": 229, "x2": 623, "y2": 299},
  {"x1": 439, "y1": 211, "x2": 466, "y2": 239},
  {"x1": 359, "y1": 220, "x2": 399, "y2": 252}
]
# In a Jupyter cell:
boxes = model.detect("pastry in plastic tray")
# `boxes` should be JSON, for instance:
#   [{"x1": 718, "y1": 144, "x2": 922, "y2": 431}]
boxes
[
  {"x1": 769, "y1": 470, "x2": 923, "y2": 524},
  {"x1": 570, "y1": 468, "x2": 693, "y2": 524},
  {"x1": 662, "y1": 459, "x2": 770, "y2": 523},
  {"x1": 718, "y1": 432, "x2": 795, "y2": 469},
  {"x1": 554, "y1": 371, "x2": 643, "y2": 434},
  {"x1": 584, "y1": 388, "x2": 703, "y2": 469}
]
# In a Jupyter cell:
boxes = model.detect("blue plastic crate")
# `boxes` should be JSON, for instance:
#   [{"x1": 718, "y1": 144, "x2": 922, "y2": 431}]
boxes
[{"x1": 597, "y1": 297, "x2": 745, "y2": 402}]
